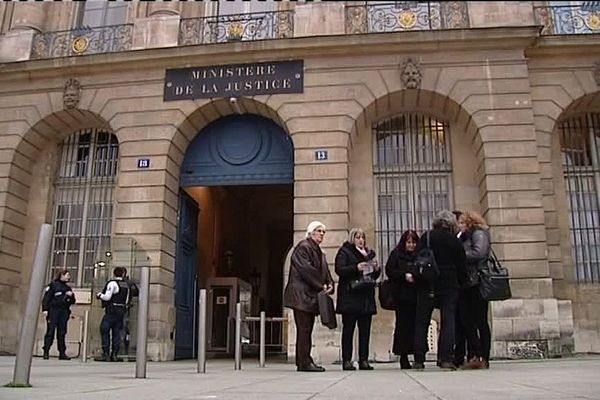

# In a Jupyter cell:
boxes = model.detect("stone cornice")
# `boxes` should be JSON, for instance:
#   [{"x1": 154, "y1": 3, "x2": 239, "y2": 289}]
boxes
[{"x1": 0, "y1": 26, "x2": 544, "y2": 80}]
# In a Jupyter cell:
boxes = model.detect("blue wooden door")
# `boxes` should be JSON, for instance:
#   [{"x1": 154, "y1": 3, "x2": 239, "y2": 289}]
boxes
[{"x1": 175, "y1": 190, "x2": 199, "y2": 359}]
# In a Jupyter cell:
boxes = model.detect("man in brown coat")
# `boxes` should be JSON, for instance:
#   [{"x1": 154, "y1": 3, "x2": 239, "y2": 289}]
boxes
[{"x1": 284, "y1": 221, "x2": 334, "y2": 372}]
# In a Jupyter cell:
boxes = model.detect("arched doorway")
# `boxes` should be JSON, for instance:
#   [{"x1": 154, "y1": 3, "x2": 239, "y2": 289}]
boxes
[{"x1": 175, "y1": 114, "x2": 294, "y2": 359}]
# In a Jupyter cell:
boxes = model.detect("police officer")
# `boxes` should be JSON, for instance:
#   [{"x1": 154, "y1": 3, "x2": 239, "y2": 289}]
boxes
[
  {"x1": 42, "y1": 269, "x2": 76, "y2": 360},
  {"x1": 121, "y1": 268, "x2": 139, "y2": 355},
  {"x1": 97, "y1": 266, "x2": 129, "y2": 362}
]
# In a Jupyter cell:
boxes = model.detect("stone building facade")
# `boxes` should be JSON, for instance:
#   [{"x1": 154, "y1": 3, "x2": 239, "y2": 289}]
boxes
[{"x1": 0, "y1": 1, "x2": 598, "y2": 361}]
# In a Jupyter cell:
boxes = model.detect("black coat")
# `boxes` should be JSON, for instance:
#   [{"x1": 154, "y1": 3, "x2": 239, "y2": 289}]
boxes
[
  {"x1": 283, "y1": 238, "x2": 334, "y2": 314},
  {"x1": 334, "y1": 242, "x2": 380, "y2": 315},
  {"x1": 416, "y1": 228, "x2": 467, "y2": 294},
  {"x1": 385, "y1": 248, "x2": 420, "y2": 304}
]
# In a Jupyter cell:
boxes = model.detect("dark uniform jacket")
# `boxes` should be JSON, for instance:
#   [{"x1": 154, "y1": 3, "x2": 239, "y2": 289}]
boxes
[
  {"x1": 462, "y1": 228, "x2": 491, "y2": 287},
  {"x1": 334, "y1": 241, "x2": 380, "y2": 315},
  {"x1": 385, "y1": 248, "x2": 419, "y2": 304},
  {"x1": 42, "y1": 279, "x2": 75, "y2": 312},
  {"x1": 283, "y1": 238, "x2": 334, "y2": 314}
]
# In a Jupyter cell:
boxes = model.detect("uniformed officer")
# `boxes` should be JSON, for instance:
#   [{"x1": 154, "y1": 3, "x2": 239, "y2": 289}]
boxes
[
  {"x1": 121, "y1": 268, "x2": 139, "y2": 355},
  {"x1": 42, "y1": 269, "x2": 76, "y2": 360},
  {"x1": 97, "y1": 266, "x2": 130, "y2": 362}
]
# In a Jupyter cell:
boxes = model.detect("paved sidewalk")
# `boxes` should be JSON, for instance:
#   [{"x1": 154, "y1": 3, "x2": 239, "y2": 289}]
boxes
[{"x1": 1, "y1": 355, "x2": 599, "y2": 400}]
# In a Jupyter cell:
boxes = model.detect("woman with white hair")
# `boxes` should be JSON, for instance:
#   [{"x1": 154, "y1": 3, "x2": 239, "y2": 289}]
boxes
[
  {"x1": 334, "y1": 228, "x2": 380, "y2": 371},
  {"x1": 283, "y1": 221, "x2": 334, "y2": 372},
  {"x1": 412, "y1": 210, "x2": 467, "y2": 370}
]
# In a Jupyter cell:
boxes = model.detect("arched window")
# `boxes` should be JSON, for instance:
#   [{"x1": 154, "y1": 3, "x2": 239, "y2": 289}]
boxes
[
  {"x1": 560, "y1": 112, "x2": 600, "y2": 283},
  {"x1": 373, "y1": 113, "x2": 453, "y2": 260},
  {"x1": 50, "y1": 129, "x2": 118, "y2": 287}
]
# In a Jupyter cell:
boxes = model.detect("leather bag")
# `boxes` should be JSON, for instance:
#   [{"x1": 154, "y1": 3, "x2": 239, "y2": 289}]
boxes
[
  {"x1": 478, "y1": 248, "x2": 512, "y2": 301},
  {"x1": 414, "y1": 232, "x2": 440, "y2": 283},
  {"x1": 317, "y1": 291, "x2": 337, "y2": 329},
  {"x1": 378, "y1": 279, "x2": 397, "y2": 311}
]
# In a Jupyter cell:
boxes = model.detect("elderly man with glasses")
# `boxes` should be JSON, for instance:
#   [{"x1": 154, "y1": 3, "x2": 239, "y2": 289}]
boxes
[{"x1": 284, "y1": 221, "x2": 334, "y2": 372}]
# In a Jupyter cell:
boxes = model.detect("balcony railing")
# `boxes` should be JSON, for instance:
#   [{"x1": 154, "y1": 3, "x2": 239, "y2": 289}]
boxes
[
  {"x1": 30, "y1": 24, "x2": 133, "y2": 60},
  {"x1": 534, "y1": 3, "x2": 600, "y2": 35},
  {"x1": 345, "y1": 1, "x2": 469, "y2": 34},
  {"x1": 179, "y1": 10, "x2": 294, "y2": 46}
]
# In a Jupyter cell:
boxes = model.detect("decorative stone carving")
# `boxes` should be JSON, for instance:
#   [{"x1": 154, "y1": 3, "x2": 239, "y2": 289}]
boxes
[
  {"x1": 594, "y1": 61, "x2": 600, "y2": 86},
  {"x1": 400, "y1": 57, "x2": 422, "y2": 89},
  {"x1": 63, "y1": 78, "x2": 81, "y2": 109}
]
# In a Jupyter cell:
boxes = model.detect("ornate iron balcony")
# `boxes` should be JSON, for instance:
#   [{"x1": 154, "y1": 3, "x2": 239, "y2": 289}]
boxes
[
  {"x1": 30, "y1": 24, "x2": 133, "y2": 60},
  {"x1": 345, "y1": 1, "x2": 469, "y2": 34},
  {"x1": 534, "y1": 3, "x2": 600, "y2": 35},
  {"x1": 179, "y1": 10, "x2": 294, "y2": 46}
]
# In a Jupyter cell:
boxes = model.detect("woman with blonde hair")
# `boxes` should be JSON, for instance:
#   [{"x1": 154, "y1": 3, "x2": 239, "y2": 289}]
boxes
[
  {"x1": 457, "y1": 211, "x2": 492, "y2": 369},
  {"x1": 334, "y1": 228, "x2": 380, "y2": 370}
]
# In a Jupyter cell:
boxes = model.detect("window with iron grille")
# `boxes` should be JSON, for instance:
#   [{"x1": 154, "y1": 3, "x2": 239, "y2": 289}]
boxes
[
  {"x1": 50, "y1": 129, "x2": 118, "y2": 287},
  {"x1": 373, "y1": 113, "x2": 453, "y2": 263},
  {"x1": 560, "y1": 112, "x2": 600, "y2": 283}
]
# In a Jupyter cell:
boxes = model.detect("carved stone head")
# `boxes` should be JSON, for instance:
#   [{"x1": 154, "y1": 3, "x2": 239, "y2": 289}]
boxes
[
  {"x1": 594, "y1": 61, "x2": 600, "y2": 86},
  {"x1": 400, "y1": 58, "x2": 422, "y2": 90},
  {"x1": 63, "y1": 79, "x2": 81, "y2": 109}
]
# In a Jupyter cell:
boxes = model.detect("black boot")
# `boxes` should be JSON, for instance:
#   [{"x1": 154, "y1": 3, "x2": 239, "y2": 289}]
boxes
[
  {"x1": 100, "y1": 352, "x2": 110, "y2": 362},
  {"x1": 358, "y1": 360, "x2": 373, "y2": 370},
  {"x1": 58, "y1": 353, "x2": 71, "y2": 360},
  {"x1": 110, "y1": 352, "x2": 122, "y2": 362},
  {"x1": 342, "y1": 361, "x2": 356, "y2": 371},
  {"x1": 400, "y1": 354, "x2": 411, "y2": 369},
  {"x1": 42, "y1": 350, "x2": 49, "y2": 360}
]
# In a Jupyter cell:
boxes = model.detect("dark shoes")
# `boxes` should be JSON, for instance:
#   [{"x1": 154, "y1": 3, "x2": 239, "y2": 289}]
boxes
[
  {"x1": 110, "y1": 352, "x2": 122, "y2": 362},
  {"x1": 100, "y1": 352, "x2": 111, "y2": 362},
  {"x1": 399, "y1": 355, "x2": 412, "y2": 370},
  {"x1": 358, "y1": 360, "x2": 373, "y2": 370},
  {"x1": 438, "y1": 361, "x2": 457, "y2": 371},
  {"x1": 342, "y1": 361, "x2": 356, "y2": 371},
  {"x1": 297, "y1": 363, "x2": 325, "y2": 372},
  {"x1": 58, "y1": 354, "x2": 71, "y2": 360},
  {"x1": 413, "y1": 361, "x2": 425, "y2": 370},
  {"x1": 42, "y1": 351, "x2": 49, "y2": 360}
]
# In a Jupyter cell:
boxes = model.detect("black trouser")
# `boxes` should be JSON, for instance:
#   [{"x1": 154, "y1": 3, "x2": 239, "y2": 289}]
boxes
[
  {"x1": 43, "y1": 308, "x2": 70, "y2": 355},
  {"x1": 393, "y1": 303, "x2": 416, "y2": 356},
  {"x1": 455, "y1": 287, "x2": 479, "y2": 364},
  {"x1": 100, "y1": 308, "x2": 125, "y2": 355},
  {"x1": 341, "y1": 313, "x2": 372, "y2": 362},
  {"x1": 468, "y1": 286, "x2": 491, "y2": 360},
  {"x1": 414, "y1": 289, "x2": 458, "y2": 364},
  {"x1": 293, "y1": 309, "x2": 316, "y2": 367}
]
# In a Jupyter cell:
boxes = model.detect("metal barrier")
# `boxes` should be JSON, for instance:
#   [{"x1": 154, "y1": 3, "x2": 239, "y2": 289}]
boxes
[{"x1": 240, "y1": 311, "x2": 287, "y2": 368}]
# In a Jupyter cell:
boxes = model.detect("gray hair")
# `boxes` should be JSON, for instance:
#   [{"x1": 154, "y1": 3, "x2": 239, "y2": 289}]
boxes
[
  {"x1": 348, "y1": 228, "x2": 366, "y2": 244},
  {"x1": 432, "y1": 210, "x2": 457, "y2": 231}
]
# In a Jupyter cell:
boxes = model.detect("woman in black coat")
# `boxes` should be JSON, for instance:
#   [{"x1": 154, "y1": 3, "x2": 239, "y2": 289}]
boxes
[
  {"x1": 334, "y1": 228, "x2": 380, "y2": 371},
  {"x1": 385, "y1": 229, "x2": 419, "y2": 369}
]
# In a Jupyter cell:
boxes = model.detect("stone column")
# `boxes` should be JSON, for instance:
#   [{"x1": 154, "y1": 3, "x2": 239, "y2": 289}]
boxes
[
  {"x1": 0, "y1": 3, "x2": 46, "y2": 62},
  {"x1": 132, "y1": 2, "x2": 180, "y2": 50}
]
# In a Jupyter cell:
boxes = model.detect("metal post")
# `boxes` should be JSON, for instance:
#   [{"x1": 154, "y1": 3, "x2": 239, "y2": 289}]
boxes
[
  {"x1": 234, "y1": 303, "x2": 241, "y2": 370},
  {"x1": 81, "y1": 309, "x2": 89, "y2": 362},
  {"x1": 259, "y1": 311, "x2": 266, "y2": 368},
  {"x1": 135, "y1": 266, "x2": 150, "y2": 378},
  {"x1": 12, "y1": 224, "x2": 53, "y2": 387},
  {"x1": 197, "y1": 289, "x2": 206, "y2": 373}
]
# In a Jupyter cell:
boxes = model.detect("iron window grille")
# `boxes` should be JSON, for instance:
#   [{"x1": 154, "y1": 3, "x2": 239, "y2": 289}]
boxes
[
  {"x1": 373, "y1": 114, "x2": 453, "y2": 264},
  {"x1": 560, "y1": 112, "x2": 600, "y2": 283},
  {"x1": 50, "y1": 129, "x2": 118, "y2": 287}
]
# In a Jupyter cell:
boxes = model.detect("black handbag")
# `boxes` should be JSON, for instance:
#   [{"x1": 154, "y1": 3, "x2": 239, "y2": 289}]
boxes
[
  {"x1": 478, "y1": 248, "x2": 512, "y2": 301},
  {"x1": 414, "y1": 231, "x2": 440, "y2": 283},
  {"x1": 349, "y1": 275, "x2": 377, "y2": 291},
  {"x1": 378, "y1": 279, "x2": 397, "y2": 310},
  {"x1": 317, "y1": 291, "x2": 337, "y2": 329}
]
